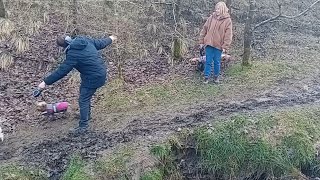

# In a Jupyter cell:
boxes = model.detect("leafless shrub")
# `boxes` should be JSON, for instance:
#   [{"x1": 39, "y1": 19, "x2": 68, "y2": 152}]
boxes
[
  {"x1": 12, "y1": 35, "x2": 30, "y2": 53},
  {"x1": 0, "y1": 53, "x2": 13, "y2": 71},
  {"x1": 0, "y1": 18, "x2": 14, "y2": 36}
]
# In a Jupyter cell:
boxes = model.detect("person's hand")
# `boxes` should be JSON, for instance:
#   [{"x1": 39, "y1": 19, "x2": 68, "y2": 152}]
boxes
[
  {"x1": 109, "y1": 35, "x2": 117, "y2": 41},
  {"x1": 38, "y1": 81, "x2": 46, "y2": 90}
]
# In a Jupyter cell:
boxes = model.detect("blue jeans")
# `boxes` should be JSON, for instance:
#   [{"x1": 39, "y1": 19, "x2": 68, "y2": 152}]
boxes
[
  {"x1": 204, "y1": 46, "x2": 222, "y2": 78},
  {"x1": 79, "y1": 87, "x2": 97, "y2": 128}
]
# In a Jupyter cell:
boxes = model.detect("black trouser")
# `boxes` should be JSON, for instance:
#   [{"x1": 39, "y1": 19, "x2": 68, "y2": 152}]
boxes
[{"x1": 78, "y1": 87, "x2": 97, "y2": 127}]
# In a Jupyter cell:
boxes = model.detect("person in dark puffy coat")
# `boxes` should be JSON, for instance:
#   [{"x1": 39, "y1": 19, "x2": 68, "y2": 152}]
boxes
[{"x1": 38, "y1": 34, "x2": 117, "y2": 134}]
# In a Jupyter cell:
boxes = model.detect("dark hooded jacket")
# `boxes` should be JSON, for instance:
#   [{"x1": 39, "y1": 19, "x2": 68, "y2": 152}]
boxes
[{"x1": 44, "y1": 36, "x2": 112, "y2": 89}]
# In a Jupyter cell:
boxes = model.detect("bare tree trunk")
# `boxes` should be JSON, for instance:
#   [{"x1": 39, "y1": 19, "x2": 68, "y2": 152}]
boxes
[
  {"x1": 103, "y1": 0, "x2": 114, "y2": 21},
  {"x1": 242, "y1": 0, "x2": 255, "y2": 67},
  {"x1": 113, "y1": 0, "x2": 123, "y2": 80},
  {"x1": 173, "y1": 0, "x2": 182, "y2": 62},
  {"x1": 103, "y1": 0, "x2": 108, "y2": 21},
  {"x1": 175, "y1": 0, "x2": 181, "y2": 22},
  {"x1": 226, "y1": 0, "x2": 232, "y2": 15},
  {"x1": 70, "y1": 0, "x2": 78, "y2": 37},
  {"x1": 173, "y1": 37, "x2": 182, "y2": 60},
  {"x1": 0, "y1": 0, "x2": 6, "y2": 18}
]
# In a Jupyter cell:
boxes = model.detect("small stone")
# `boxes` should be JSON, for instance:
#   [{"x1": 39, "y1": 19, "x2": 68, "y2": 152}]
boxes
[
  {"x1": 273, "y1": 93, "x2": 287, "y2": 98},
  {"x1": 255, "y1": 97, "x2": 273, "y2": 103},
  {"x1": 177, "y1": 128, "x2": 182, "y2": 132},
  {"x1": 302, "y1": 85, "x2": 309, "y2": 92}
]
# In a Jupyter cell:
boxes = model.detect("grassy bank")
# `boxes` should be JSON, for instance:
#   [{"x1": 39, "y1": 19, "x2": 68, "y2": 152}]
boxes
[{"x1": 143, "y1": 105, "x2": 320, "y2": 179}]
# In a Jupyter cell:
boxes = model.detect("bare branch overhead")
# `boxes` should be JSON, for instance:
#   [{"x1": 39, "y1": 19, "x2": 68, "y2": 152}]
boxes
[
  {"x1": 254, "y1": 0, "x2": 320, "y2": 29},
  {"x1": 269, "y1": 19, "x2": 298, "y2": 28},
  {"x1": 283, "y1": 0, "x2": 320, "y2": 19}
]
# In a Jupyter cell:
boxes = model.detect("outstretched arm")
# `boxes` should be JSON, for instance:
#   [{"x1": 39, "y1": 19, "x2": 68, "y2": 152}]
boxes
[
  {"x1": 89, "y1": 35, "x2": 117, "y2": 50},
  {"x1": 43, "y1": 57, "x2": 77, "y2": 86}
]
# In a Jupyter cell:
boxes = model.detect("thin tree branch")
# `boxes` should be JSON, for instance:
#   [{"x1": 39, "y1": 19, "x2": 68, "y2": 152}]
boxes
[
  {"x1": 254, "y1": 14, "x2": 281, "y2": 29},
  {"x1": 282, "y1": 0, "x2": 320, "y2": 19},
  {"x1": 276, "y1": 0, "x2": 282, "y2": 15},
  {"x1": 172, "y1": 1, "x2": 177, "y2": 32},
  {"x1": 254, "y1": 0, "x2": 320, "y2": 29},
  {"x1": 153, "y1": 2, "x2": 173, "y2": 5},
  {"x1": 230, "y1": 6, "x2": 240, "y2": 11},
  {"x1": 269, "y1": 19, "x2": 298, "y2": 28}
]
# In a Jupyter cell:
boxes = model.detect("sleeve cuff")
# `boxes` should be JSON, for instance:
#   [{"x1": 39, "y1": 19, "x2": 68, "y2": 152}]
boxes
[{"x1": 43, "y1": 78, "x2": 52, "y2": 85}]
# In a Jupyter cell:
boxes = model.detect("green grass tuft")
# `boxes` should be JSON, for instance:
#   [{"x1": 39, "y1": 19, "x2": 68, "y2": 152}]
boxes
[
  {"x1": 94, "y1": 149, "x2": 132, "y2": 180},
  {"x1": 193, "y1": 107, "x2": 320, "y2": 178},
  {"x1": 247, "y1": 139, "x2": 290, "y2": 178},
  {"x1": 150, "y1": 144, "x2": 172, "y2": 162},
  {"x1": 146, "y1": 144, "x2": 181, "y2": 179},
  {"x1": 281, "y1": 131, "x2": 315, "y2": 167},
  {"x1": 140, "y1": 168, "x2": 163, "y2": 180},
  {"x1": 0, "y1": 165, "x2": 46, "y2": 180},
  {"x1": 195, "y1": 117, "x2": 252, "y2": 177},
  {"x1": 62, "y1": 155, "x2": 90, "y2": 180}
]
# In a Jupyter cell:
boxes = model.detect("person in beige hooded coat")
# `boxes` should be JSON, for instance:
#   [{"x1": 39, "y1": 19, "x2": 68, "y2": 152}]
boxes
[{"x1": 199, "y1": 2, "x2": 233, "y2": 83}]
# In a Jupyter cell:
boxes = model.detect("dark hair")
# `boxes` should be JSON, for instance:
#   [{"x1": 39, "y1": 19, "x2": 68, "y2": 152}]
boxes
[{"x1": 56, "y1": 35, "x2": 67, "y2": 47}]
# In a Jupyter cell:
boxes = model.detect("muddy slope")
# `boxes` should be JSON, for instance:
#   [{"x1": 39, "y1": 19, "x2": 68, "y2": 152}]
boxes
[{"x1": 4, "y1": 83, "x2": 318, "y2": 179}]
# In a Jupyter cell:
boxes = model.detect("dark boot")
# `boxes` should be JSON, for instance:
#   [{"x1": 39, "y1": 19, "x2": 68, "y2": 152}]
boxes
[
  {"x1": 204, "y1": 77, "x2": 209, "y2": 84},
  {"x1": 69, "y1": 126, "x2": 88, "y2": 135},
  {"x1": 213, "y1": 76, "x2": 220, "y2": 84}
]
